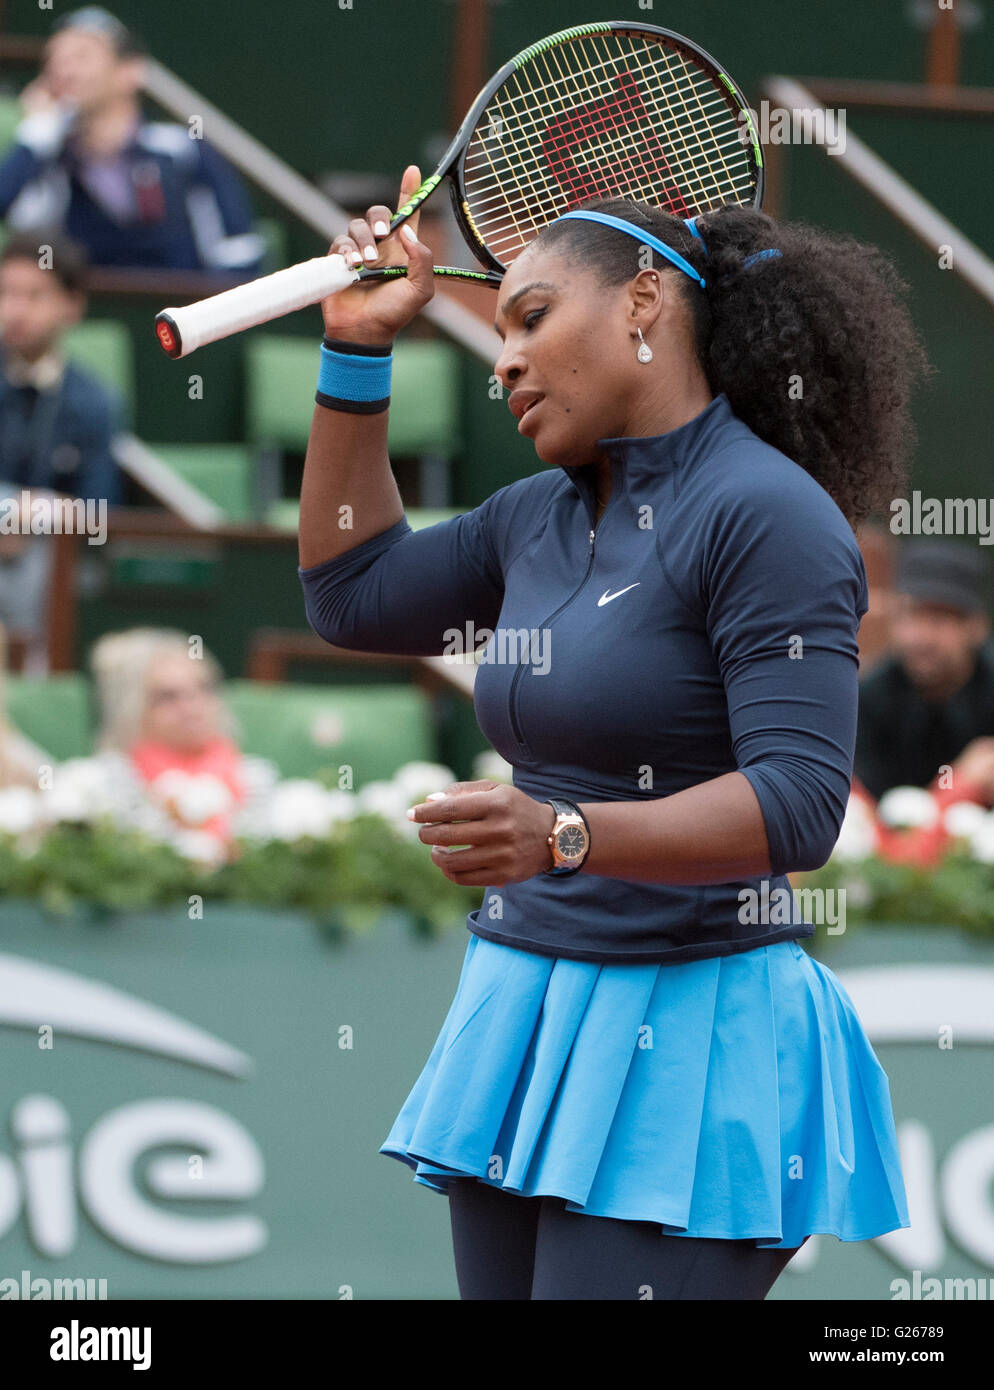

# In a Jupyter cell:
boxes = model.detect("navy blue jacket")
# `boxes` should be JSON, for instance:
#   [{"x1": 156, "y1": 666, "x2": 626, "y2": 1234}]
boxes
[
  {"x1": 0, "y1": 349, "x2": 122, "y2": 504},
  {"x1": 299, "y1": 393, "x2": 868, "y2": 963},
  {"x1": 0, "y1": 113, "x2": 263, "y2": 274}
]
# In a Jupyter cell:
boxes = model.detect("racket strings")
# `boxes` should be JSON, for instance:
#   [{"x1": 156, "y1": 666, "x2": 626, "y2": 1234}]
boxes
[
  {"x1": 463, "y1": 131, "x2": 752, "y2": 224},
  {"x1": 535, "y1": 71, "x2": 692, "y2": 218},
  {"x1": 531, "y1": 35, "x2": 713, "y2": 218},
  {"x1": 479, "y1": 38, "x2": 714, "y2": 135},
  {"x1": 479, "y1": 40, "x2": 739, "y2": 177},
  {"x1": 476, "y1": 58, "x2": 747, "y2": 215},
  {"x1": 515, "y1": 37, "x2": 694, "y2": 214},
  {"x1": 462, "y1": 34, "x2": 756, "y2": 265},
  {"x1": 466, "y1": 62, "x2": 736, "y2": 198},
  {"x1": 466, "y1": 51, "x2": 748, "y2": 208},
  {"x1": 607, "y1": 36, "x2": 748, "y2": 222}
]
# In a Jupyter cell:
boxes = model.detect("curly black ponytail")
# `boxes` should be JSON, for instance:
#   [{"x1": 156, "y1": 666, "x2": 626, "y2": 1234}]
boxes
[{"x1": 535, "y1": 197, "x2": 931, "y2": 530}]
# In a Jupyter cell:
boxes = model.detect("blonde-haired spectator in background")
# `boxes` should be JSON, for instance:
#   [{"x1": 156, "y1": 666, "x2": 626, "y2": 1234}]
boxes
[
  {"x1": 89, "y1": 627, "x2": 273, "y2": 860},
  {"x1": 0, "y1": 621, "x2": 51, "y2": 788}
]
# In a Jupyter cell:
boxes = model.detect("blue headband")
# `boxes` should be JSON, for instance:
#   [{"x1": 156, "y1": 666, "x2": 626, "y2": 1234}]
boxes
[
  {"x1": 741, "y1": 249, "x2": 782, "y2": 269},
  {"x1": 556, "y1": 210, "x2": 707, "y2": 289},
  {"x1": 555, "y1": 210, "x2": 782, "y2": 288},
  {"x1": 684, "y1": 215, "x2": 705, "y2": 245}
]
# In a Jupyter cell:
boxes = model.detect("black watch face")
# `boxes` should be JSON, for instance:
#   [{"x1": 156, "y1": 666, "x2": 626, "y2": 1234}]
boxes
[{"x1": 557, "y1": 825, "x2": 587, "y2": 860}]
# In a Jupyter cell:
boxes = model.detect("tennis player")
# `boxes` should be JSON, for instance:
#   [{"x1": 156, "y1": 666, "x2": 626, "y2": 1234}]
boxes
[{"x1": 297, "y1": 165, "x2": 928, "y2": 1301}]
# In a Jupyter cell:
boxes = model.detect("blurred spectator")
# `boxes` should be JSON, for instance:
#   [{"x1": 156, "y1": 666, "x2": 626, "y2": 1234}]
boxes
[
  {"x1": 0, "y1": 229, "x2": 121, "y2": 499},
  {"x1": 0, "y1": 228, "x2": 122, "y2": 662},
  {"x1": 0, "y1": 7, "x2": 264, "y2": 275},
  {"x1": 0, "y1": 621, "x2": 51, "y2": 788},
  {"x1": 854, "y1": 540, "x2": 994, "y2": 807},
  {"x1": 89, "y1": 628, "x2": 275, "y2": 858}
]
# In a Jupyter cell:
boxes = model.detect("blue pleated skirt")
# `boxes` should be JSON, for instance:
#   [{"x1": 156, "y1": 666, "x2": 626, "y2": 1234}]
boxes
[{"x1": 379, "y1": 932, "x2": 911, "y2": 1249}]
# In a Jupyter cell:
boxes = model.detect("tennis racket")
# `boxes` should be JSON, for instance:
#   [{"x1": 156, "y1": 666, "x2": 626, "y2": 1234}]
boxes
[{"x1": 155, "y1": 19, "x2": 763, "y2": 358}]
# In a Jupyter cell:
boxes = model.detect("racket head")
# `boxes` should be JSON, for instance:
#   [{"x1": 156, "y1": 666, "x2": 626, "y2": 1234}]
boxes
[{"x1": 445, "y1": 20, "x2": 763, "y2": 276}]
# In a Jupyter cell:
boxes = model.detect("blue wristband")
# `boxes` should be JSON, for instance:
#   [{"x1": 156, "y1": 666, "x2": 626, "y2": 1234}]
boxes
[{"x1": 316, "y1": 337, "x2": 393, "y2": 414}]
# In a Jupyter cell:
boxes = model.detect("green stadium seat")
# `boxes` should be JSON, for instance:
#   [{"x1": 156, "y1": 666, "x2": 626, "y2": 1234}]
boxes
[
  {"x1": 225, "y1": 679, "x2": 435, "y2": 782},
  {"x1": 244, "y1": 334, "x2": 312, "y2": 452},
  {"x1": 150, "y1": 444, "x2": 255, "y2": 522},
  {"x1": 390, "y1": 341, "x2": 462, "y2": 458},
  {"x1": 245, "y1": 335, "x2": 462, "y2": 505},
  {"x1": 4, "y1": 674, "x2": 91, "y2": 762},
  {"x1": 63, "y1": 319, "x2": 134, "y2": 424}
]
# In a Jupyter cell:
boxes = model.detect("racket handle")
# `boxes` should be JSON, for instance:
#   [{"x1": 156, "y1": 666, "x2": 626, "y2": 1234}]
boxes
[{"x1": 154, "y1": 254, "x2": 359, "y2": 358}]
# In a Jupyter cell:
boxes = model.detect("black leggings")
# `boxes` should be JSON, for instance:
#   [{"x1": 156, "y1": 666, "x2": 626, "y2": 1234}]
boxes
[{"x1": 448, "y1": 1177, "x2": 806, "y2": 1300}]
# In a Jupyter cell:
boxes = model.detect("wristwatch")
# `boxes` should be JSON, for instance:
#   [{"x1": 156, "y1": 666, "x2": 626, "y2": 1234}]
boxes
[{"x1": 543, "y1": 797, "x2": 590, "y2": 876}]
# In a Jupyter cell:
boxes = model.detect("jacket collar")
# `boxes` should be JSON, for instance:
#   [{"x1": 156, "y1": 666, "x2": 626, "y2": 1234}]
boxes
[
  {"x1": 560, "y1": 393, "x2": 738, "y2": 514},
  {"x1": 0, "y1": 344, "x2": 65, "y2": 392}
]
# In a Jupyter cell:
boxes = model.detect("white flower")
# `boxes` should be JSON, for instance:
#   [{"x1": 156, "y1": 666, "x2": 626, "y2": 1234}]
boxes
[
  {"x1": 0, "y1": 787, "x2": 43, "y2": 835},
  {"x1": 149, "y1": 771, "x2": 234, "y2": 826},
  {"x1": 472, "y1": 749, "x2": 514, "y2": 785},
  {"x1": 831, "y1": 794, "x2": 877, "y2": 861},
  {"x1": 968, "y1": 815, "x2": 994, "y2": 865},
  {"x1": 876, "y1": 786, "x2": 940, "y2": 830},
  {"x1": 171, "y1": 828, "x2": 228, "y2": 867},
  {"x1": 41, "y1": 757, "x2": 117, "y2": 823},
  {"x1": 148, "y1": 769, "x2": 188, "y2": 802},
  {"x1": 178, "y1": 775, "x2": 234, "y2": 824},
  {"x1": 357, "y1": 777, "x2": 414, "y2": 826},
  {"x1": 131, "y1": 800, "x2": 175, "y2": 841},
  {"x1": 265, "y1": 780, "x2": 354, "y2": 841},
  {"x1": 393, "y1": 762, "x2": 457, "y2": 804},
  {"x1": 240, "y1": 755, "x2": 280, "y2": 796},
  {"x1": 943, "y1": 800, "x2": 989, "y2": 842}
]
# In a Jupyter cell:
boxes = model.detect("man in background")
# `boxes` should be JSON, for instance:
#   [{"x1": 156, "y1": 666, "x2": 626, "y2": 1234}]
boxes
[
  {"x1": 0, "y1": 6, "x2": 264, "y2": 275},
  {"x1": 0, "y1": 229, "x2": 122, "y2": 665},
  {"x1": 854, "y1": 540, "x2": 994, "y2": 807}
]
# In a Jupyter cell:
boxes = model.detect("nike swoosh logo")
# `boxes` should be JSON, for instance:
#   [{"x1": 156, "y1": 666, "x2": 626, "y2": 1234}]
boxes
[{"x1": 597, "y1": 583, "x2": 641, "y2": 606}]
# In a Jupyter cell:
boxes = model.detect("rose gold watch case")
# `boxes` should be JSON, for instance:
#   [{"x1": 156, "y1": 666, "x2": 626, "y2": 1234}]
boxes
[{"x1": 547, "y1": 811, "x2": 590, "y2": 869}]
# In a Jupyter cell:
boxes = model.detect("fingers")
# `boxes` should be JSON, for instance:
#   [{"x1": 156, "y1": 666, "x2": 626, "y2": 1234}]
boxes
[
  {"x1": 421, "y1": 819, "x2": 492, "y2": 848},
  {"x1": 407, "y1": 783, "x2": 501, "y2": 833},
  {"x1": 398, "y1": 223, "x2": 434, "y2": 299},
  {"x1": 328, "y1": 217, "x2": 394, "y2": 270},
  {"x1": 20, "y1": 75, "x2": 58, "y2": 114},
  {"x1": 329, "y1": 230, "x2": 363, "y2": 268},
  {"x1": 326, "y1": 164, "x2": 425, "y2": 270},
  {"x1": 429, "y1": 845, "x2": 494, "y2": 880},
  {"x1": 406, "y1": 783, "x2": 490, "y2": 821},
  {"x1": 396, "y1": 163, "x2": 422, "y2": 240},
  {"x1": 343, "y1": 210, "x2": 391, "y2": 266}
]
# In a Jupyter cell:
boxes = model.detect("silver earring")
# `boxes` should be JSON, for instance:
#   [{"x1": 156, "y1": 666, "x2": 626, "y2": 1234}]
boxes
[{"x1": 636, "y1": 328, "x2": 653, "y2": 364}]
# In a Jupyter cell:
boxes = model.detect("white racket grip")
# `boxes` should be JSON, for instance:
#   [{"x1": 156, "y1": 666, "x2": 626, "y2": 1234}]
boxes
[{"x1": 155, "y1": 254, "x2": 360, "y2": 358}]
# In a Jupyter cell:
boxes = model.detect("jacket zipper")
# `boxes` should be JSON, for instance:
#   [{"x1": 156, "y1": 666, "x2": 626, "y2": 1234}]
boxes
[{"x1": 508, "y1": 523, "x2": 598, "y2": 756}]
